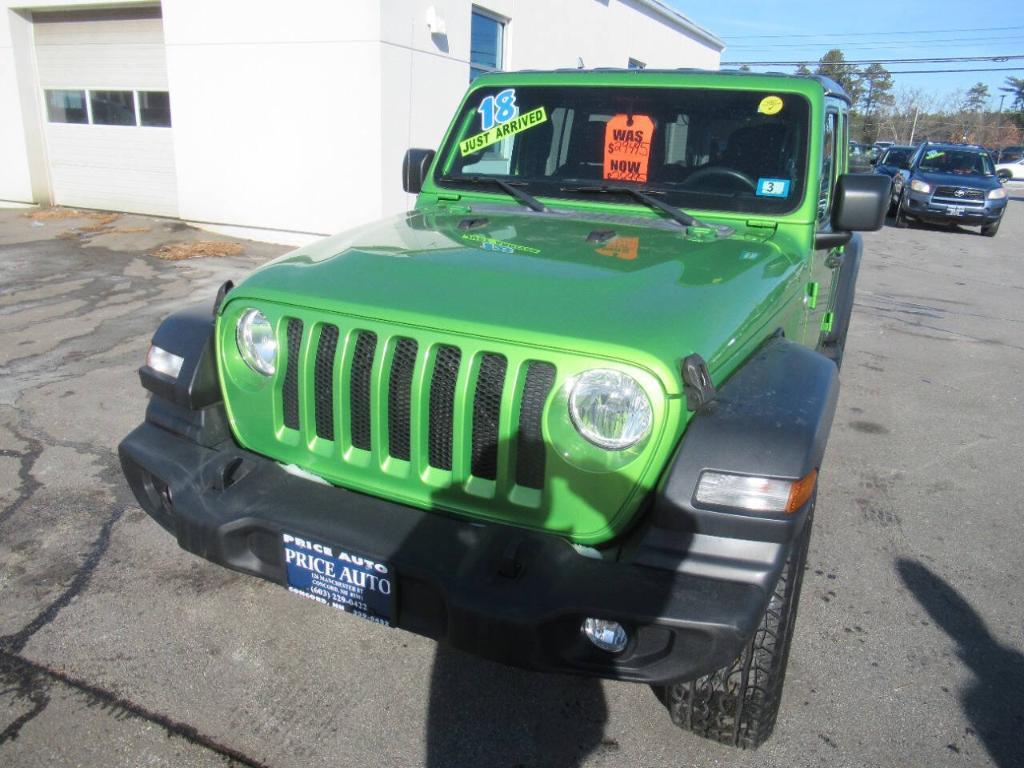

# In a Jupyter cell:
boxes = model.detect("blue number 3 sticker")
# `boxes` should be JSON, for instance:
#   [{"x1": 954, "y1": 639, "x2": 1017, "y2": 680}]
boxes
[
  {"x1": 478, "y1": 88, "x2": 518, "y2": 130},
  {"x1": 756, "y1": 178, "x2": 791, "y2": 197}
]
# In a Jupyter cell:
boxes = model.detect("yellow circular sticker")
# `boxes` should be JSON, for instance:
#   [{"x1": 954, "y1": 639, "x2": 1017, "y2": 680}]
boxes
[{"x1": 758, "y1": 95, "x2": 784, "y2": 115}]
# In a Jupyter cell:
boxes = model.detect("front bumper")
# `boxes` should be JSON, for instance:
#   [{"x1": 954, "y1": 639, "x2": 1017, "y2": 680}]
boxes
[
  {"x1": 119, "y1": 418, "x2": 784, "y2": 685},
  {"x1": 906, "y1": 190, "x2": 1006, "y2": 224}
]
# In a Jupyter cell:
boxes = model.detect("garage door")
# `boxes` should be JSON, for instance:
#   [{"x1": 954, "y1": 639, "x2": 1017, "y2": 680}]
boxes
[{"x1": 35, "y1": 7, "x2": 178, "y2": 217}]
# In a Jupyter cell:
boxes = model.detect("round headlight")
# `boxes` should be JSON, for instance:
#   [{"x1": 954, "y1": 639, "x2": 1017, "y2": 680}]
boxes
[
  {"x1": 236, "y1": 309, "x2": 277, "y2": 376},
  {"x1": 568, "y1": 369, "x2": 653, "y2": 450}
]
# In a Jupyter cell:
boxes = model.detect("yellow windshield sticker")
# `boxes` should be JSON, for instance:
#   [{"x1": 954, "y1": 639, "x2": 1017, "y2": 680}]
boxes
[
  {"x1": 758, "y1": 95, "x2": 784, "y2": 115},
  {"x1": 459, "y1": 107, "x2": 548, "y2": 156}
]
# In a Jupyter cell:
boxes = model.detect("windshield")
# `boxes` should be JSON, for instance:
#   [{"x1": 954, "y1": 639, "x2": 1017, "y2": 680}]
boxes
[
  {"x1": 435, "y1": 85, "x2": 810, "y2": 215},
  {"x1": 917, "y1": 148, "x2": 995, "y2": 176},
  {"x1": 882, "y1": 148, "x2": 911, "y2": 167}
]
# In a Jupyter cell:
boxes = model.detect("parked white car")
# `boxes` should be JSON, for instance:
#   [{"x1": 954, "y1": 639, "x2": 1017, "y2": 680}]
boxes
[{"x1": 996, "y1": 158, "x2": 1024, "y2": 181}]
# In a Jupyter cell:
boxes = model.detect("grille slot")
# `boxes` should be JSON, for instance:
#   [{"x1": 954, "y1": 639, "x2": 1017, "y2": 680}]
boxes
[
  {"x1": 282, "y1": 319, "x2": 303, "y2": 430},
  {"x1": 470, "y1": 354, "x2": 507, "y2": 480},
  {"x1": 387, "y1": 338, "x2": 418, "y2": 461},
  {"x1": 516, "y1": 362, "x2": 556, "y2": 489},
  {"x1": 349, "y1": 331, "x2": 377, "y2": 450},
  {"x1": 933, "y1": 186, "x2": 984, "y2": 203},
  {"x1": 428, "y1": 345, "x2": 462, "y2": 470},
  {"x1": 313, "y1": 325, "x2": 339, "y2": 440}
]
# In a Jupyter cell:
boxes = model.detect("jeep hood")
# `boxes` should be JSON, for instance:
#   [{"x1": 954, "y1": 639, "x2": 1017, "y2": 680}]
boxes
[{"x1": 227, "y1": 207, "x2": 808, "y2": 394}]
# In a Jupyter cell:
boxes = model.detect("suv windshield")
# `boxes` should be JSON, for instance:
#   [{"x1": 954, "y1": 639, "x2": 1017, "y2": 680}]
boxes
[
  {"x1": 882, "y1": 148, "x2": 911, "y2": 167},
  {"x1": 435, "y1": 85, "x2": 810, "y2": 215},
  {"x1": 917, "y1": 148, "x2": 995, "y2": 176}
]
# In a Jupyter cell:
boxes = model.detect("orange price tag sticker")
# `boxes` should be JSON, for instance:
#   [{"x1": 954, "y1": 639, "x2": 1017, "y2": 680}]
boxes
[
  {"x1": 596, "y1": 236, "x2": 639, "y2": 261},
  {"x1": 603, "y1": 114, "x2": 654, "y2": 183}
]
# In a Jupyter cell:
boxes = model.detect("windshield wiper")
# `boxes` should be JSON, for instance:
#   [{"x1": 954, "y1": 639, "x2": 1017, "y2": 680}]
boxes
[
  {"x1": 439, "y1": 174, "x2": 549, "y2": 213},
  {"x1": 559, "y1": 185, "x2": 732, "y2": 236}
]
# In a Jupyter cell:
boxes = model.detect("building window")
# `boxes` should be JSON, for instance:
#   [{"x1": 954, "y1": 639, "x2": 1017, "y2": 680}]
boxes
[
  {"x1": 45, "y1": 89, "x2": 88, "y2": 124},
  {"x1": 470, "y1": 9, "x2": 503, "y2": 81},
  {"x1": 90, "y1": 90, "x2": 136, "y2": 126},
  {"x1": 139, "y1": 91, "x2": 172, "y2": 127},
  {"x1": 44, "y1": 88, "x2": 171, "y2": 127},
  {"x1": 628, "y1": 58, "x2": 646, "y2": 70}
]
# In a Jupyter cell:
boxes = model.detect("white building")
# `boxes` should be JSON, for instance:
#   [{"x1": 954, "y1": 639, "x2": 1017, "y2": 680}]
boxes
[{"x1": 0, "y1": 0, "x2": 723, "y2": 242}]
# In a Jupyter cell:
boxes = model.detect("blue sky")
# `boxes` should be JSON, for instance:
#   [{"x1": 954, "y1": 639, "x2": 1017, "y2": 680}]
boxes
[{"x1": 670, "y1": 0, "x2": 1024, "y2": 108}]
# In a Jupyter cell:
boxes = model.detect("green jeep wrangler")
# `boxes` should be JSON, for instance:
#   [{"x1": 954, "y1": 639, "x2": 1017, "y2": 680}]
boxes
[{"x1": 120, "y1": 70, "x2": 888, "y2": 748}]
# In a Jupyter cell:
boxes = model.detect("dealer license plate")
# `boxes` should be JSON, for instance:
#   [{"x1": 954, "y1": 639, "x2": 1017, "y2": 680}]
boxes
[
  {"x1": 947, "y1": 205, "x2": 966, "y2": 217},
  {"x1": 282, "y1": 532, "x2": 394, "y2": 626}
]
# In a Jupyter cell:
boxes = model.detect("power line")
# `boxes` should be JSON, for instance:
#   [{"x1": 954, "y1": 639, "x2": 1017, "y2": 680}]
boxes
[
  {"x1": 722, "y1": 54, "x2": 1024, "y2": 66},
  {"x1": 725, "y1": 25, "x2": 1024, "y2": 39},
  {"x1": 727, "y1": 35, "x2": 1024, "y2": 49},
  {"x1": 884, "y1": 67, "x2": 1024, "y2": 74}
]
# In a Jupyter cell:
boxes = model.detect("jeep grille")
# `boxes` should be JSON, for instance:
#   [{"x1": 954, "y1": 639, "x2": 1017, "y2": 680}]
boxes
[{"x1": 279, "y1": 321, "x2": 555, "y2": 492}]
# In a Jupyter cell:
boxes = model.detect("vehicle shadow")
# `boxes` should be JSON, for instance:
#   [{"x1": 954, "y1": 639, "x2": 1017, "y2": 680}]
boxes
[
  {"x1": 408, "y1": 429, "x2": 658, "y2": 767},
  {"x1": 425, "y1": 646, "x2": 609, "y2": 767},
  {"x1": 883, "y1": 215, "x2": 988, "y2": 236},
  {"x1": 895, "y1": 558, "x2": 1024, "y2": 767}
]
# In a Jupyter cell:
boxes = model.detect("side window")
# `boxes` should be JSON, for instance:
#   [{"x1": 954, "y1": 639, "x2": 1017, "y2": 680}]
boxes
[
  {"x1": 840, "y1": 112, "x2": 849, "y2": 175},
  {"x1": 817, "y1": 111, "x2": 837, "y2": 224}
]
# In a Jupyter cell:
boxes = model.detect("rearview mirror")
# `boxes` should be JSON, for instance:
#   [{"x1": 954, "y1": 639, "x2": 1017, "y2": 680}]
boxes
[
  {"x1": 402, "y1": 148, "x2": 436, "y2": 194},
  {"x1": 815, "y1": 174, "x2": 889, "y2": 249}
]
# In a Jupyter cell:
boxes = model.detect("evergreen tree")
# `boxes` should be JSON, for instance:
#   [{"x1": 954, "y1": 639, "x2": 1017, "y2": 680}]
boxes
[{"x1": 815, "y1": 49, "x2": 862, "y2": 104}]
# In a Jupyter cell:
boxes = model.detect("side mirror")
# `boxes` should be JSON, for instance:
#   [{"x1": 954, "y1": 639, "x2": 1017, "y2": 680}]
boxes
[
  {"x1": 869, "y1": 156, "x2": 879, "y2": 165},
  {"x1": 815, "y1": 174, "x2": 889, "y2": 249},
  {"x1": 402, "y1": 148, "x2": 436, "y2": 194}
]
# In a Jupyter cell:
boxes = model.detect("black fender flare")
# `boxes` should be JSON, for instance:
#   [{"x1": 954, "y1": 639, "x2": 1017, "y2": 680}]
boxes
[
  {"x1": 820, "y1": 233, "x2": 863, "y2": 366},
  {"x1": 648, "y1": 337, "x2": 839, "y2": 545},
  {"x1": 139, "y1": 300, "x2": 229, "y2": 446}
]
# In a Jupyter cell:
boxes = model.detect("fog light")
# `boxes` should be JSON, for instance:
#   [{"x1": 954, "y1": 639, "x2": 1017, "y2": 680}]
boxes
[
  {"x1": 582, "y1": 618, "x2": 628, "y2": 653},
  {"x1": 146, "y1": 344, "x2": 184, "y2": 379}
]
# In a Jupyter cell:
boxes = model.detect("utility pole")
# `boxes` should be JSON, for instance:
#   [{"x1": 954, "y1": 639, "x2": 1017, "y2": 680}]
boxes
[
  {"x1": 909, "y1": 106, "x2": 920, "y2": 145},
  {"x1": 863, "y1": 79, "x2": 876, "y2": 142},
  {"x1": 998, "y1": 94, "x2": 1006, "y2": 112}
]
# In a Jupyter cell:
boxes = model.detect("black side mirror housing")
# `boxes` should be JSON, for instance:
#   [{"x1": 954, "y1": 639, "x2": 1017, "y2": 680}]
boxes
[
  {"x1": 402, "y1": 148, "x2": 436, "y2": 194},
  {"x1": 832, "y1": 173, "x2": 889, "y2": 231},
  {"x1": 815, "y1": 173, "x2": 890, "y2": 249}
]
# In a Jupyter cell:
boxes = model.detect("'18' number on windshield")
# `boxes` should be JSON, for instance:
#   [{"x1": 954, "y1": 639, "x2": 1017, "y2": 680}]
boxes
[{"x1": 478, "y1": 88, "x2": 517, "y2": 130}]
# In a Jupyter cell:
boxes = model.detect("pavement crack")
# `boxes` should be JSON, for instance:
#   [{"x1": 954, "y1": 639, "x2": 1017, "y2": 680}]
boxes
[
  {"x1": 0, "y1": 651, "x2": 271, "y2": 767},
  {"x1": 0, "y1": 653, "x2": 51, "y2": 745},
  {"x1": 0, "y1": 431, "x2": 43, "y2": 527},
  {"x1": 0, "y1": 506, "x2": 124, "y2": 656}
]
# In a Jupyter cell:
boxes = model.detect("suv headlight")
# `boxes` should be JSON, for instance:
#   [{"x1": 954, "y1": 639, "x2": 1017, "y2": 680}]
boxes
[
  {"x1": 910, "y1": 179, "x2": 931, "y2": 193},
  {"x1": 988, "y1": 187, "x2": 1007, "y2": 200},
  {"x1": 568, "y1": 369, "x2": 652, "y2": 450},
  {"x1": 236, "y1": 309, "x2": 277, "y2": 375}
]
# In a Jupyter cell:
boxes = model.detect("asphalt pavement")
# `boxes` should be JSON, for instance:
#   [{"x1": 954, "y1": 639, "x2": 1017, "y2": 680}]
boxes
[{"x1": 1, "y1": 194, "x2": 1023, "y2": 768}]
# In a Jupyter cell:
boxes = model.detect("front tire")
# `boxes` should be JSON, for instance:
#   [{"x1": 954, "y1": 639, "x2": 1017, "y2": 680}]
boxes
[
  {"x1": 655, "y1": 499, "x2": 815, "y2": 749},
  {"x1": 981, "y1": 219, "x2": 1001, "y2": 237}
]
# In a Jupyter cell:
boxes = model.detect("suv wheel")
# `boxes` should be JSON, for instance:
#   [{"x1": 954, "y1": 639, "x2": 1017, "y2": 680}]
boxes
[
  {"x1": 981, "y1": 219, "x2": 1001, "y2": 237},
  {"x1": 655, "y1": 499, "x2": 815, "y2": 749}
]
